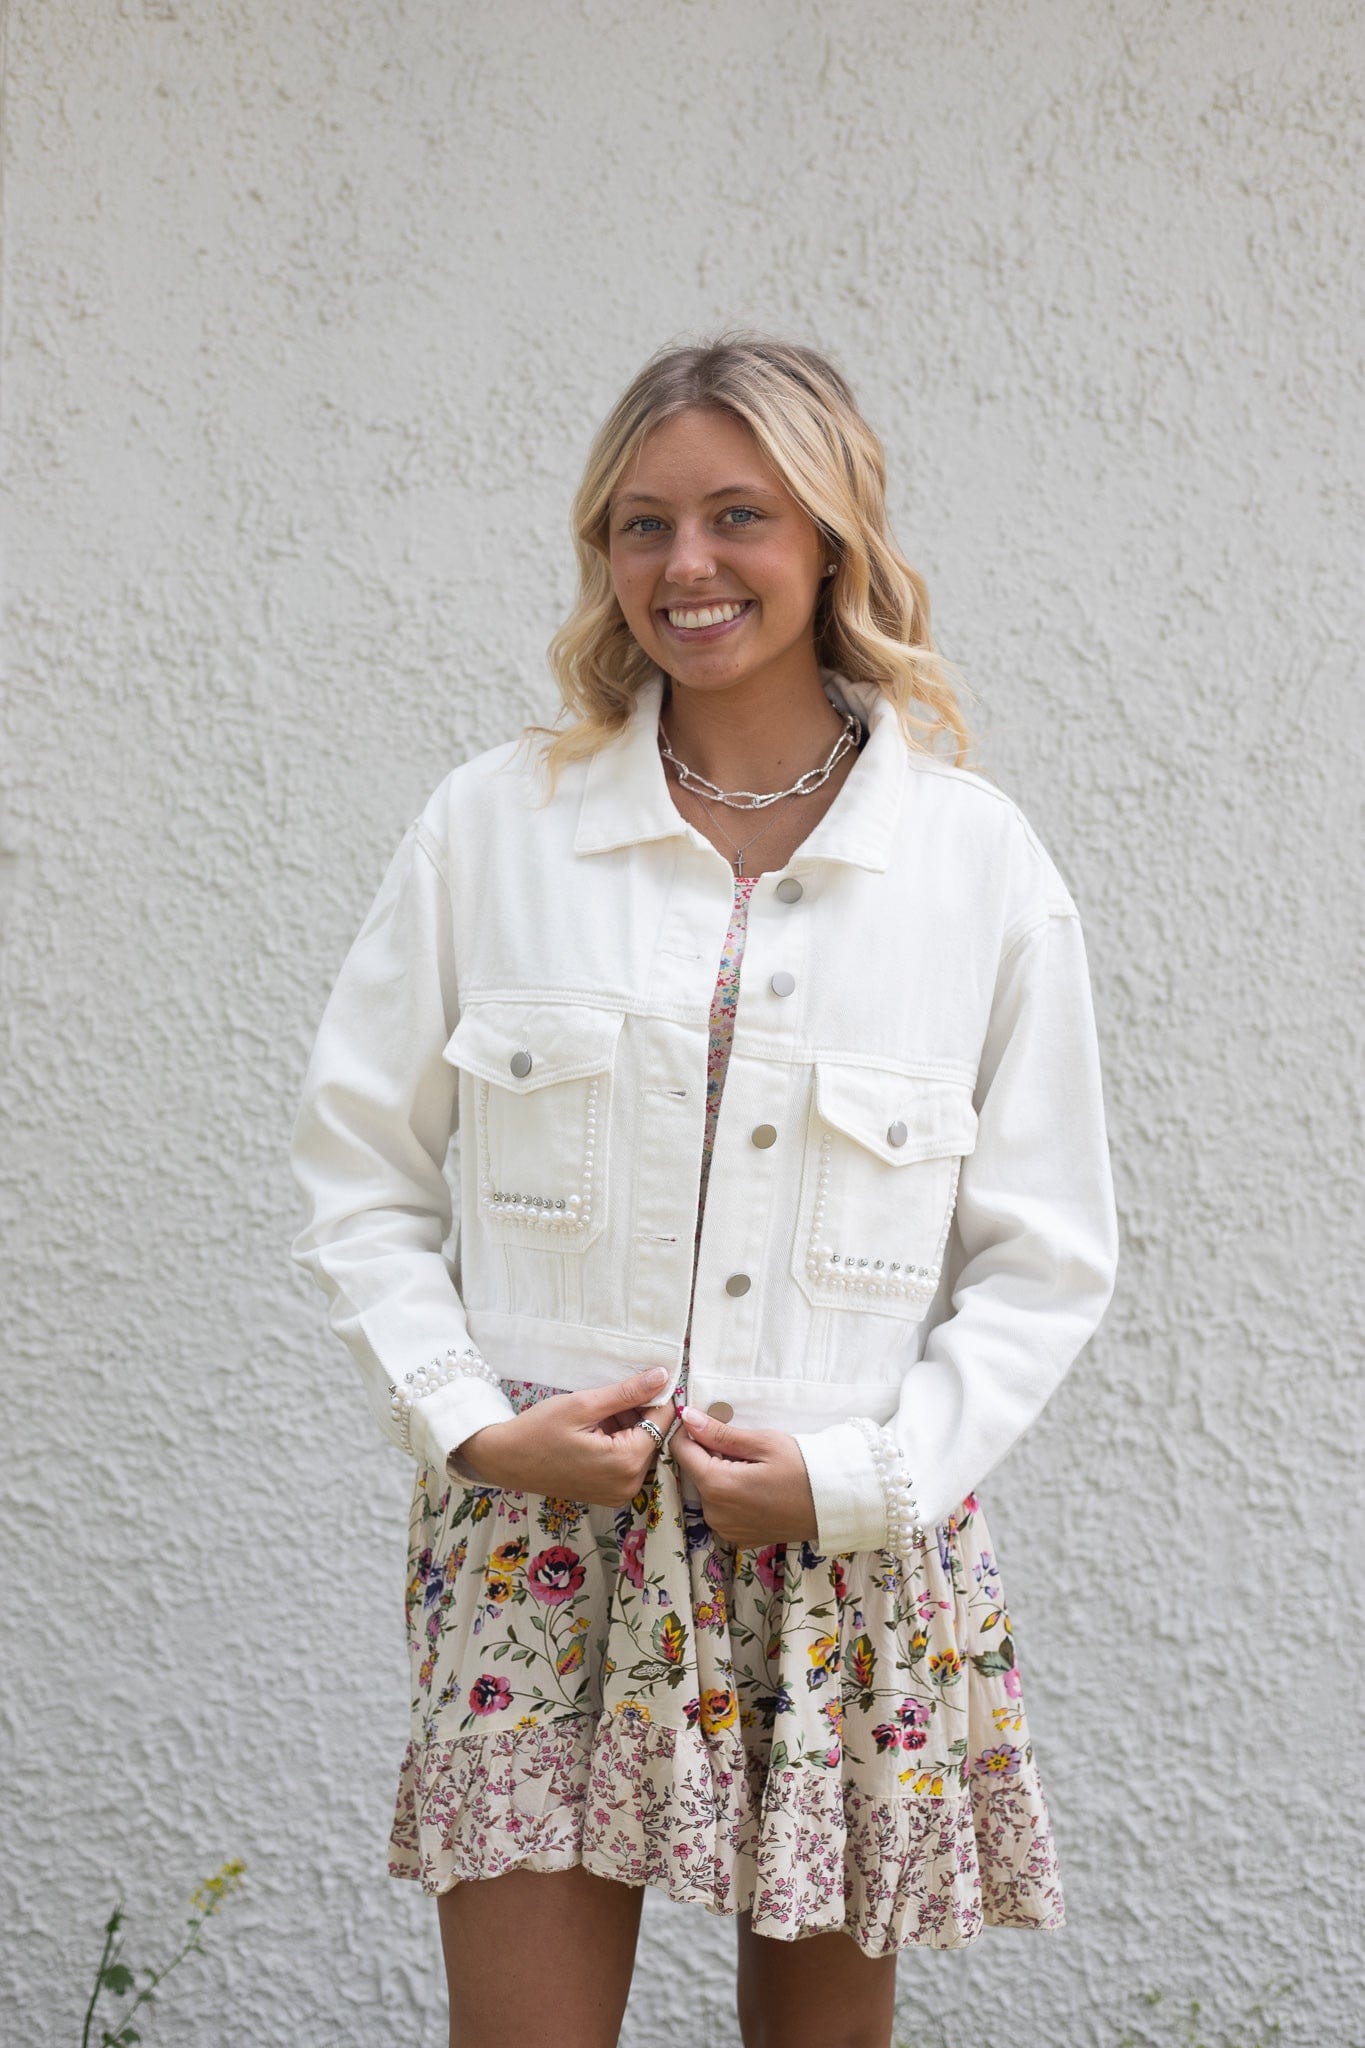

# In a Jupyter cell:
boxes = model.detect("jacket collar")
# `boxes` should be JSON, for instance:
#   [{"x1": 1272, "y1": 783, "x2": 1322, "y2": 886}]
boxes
[{"x1": 573, "y1": 666, "x2": 907, "y2": 872}]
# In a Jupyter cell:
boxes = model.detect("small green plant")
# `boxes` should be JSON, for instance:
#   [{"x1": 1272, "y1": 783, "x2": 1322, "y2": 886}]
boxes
[
  {"x1": 1116, "y1": 1977, "x2": 1296, "y2": 2048},
  {"x1": 81, "y1": 1859, "x2": 246, "y2": 2047}
]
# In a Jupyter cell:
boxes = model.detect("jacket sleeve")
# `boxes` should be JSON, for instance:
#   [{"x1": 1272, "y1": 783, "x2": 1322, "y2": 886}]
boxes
[
  {"x1": 288, "y1": 815, "x2": 517, "y2": 1473},
  {"x1": 793, "y1": 902, "x2": 1119, "y2": 1549}
]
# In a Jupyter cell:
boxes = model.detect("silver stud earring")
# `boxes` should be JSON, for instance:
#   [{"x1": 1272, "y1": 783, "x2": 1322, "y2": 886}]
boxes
[{"x1": 824, "y1": 561, "x2": 837, "y2": 576}]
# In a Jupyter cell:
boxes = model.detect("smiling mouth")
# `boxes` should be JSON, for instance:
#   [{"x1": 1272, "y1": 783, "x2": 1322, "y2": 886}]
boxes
[{"x1": 657, "y1": 598, "x2": 755, "y2": 638}]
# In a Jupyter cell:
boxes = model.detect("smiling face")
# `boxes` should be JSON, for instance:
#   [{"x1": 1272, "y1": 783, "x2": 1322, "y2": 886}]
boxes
[{"x1": 607, "y1": 406, "x2": 830, "y2": 696}]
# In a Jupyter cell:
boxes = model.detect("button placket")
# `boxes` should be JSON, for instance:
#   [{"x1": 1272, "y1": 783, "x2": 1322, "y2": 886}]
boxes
[{"x1": 692, "y1": 868, "x2": 809, "y2": 1379}]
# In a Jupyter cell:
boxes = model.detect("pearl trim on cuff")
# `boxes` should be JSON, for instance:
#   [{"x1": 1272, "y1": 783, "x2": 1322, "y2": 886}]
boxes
[
  {"x1": 389, "y1": 1345, "x2": 500, "y2": 1458},
  {"x1": 848, "y1": 1414, "x2": 926, "y2": 1552}
]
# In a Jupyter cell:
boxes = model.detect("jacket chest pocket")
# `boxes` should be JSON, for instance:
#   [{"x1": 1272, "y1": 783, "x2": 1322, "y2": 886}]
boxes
[
  {"x1": 442, "y1": 1001, "x2": 624, "y2": 1251},
  {"x1": 792, "y1": 1061, "x2": 978, "y2": 1320}
]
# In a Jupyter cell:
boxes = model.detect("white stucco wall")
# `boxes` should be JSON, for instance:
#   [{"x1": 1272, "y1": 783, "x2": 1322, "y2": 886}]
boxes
[{"x1": 3, "y1": 3, "x2": 1361, "y2": 2043}]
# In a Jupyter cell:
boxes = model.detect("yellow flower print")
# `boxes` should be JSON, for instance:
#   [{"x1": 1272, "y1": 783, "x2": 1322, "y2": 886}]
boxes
[
  {"x1": 614, "y1": 1698, "x2": 652, "y2": 1733},
  {"x1": 806, "y1": 1634, "x2": 839, "y2": 1687},
  {"x1": 515, "y1": 1713, "x2": 539, "y2": 1729},
  {"x1": 699, "y1": 1688, "x2": 738, "y2": 1735},
  {"x1": 929, "y1": 1647, "x2": 963, "y2": 1680},
  {"x1": 631, "y1": 1475, "x2": 664, "y2": 1529},
  {"x1": 899, "y1": 1769, "x2": 946, "y2": 1795},
  {"x1": 692, "y1": 1590, "x2": 728, "y2": 1632},
  {"x1": 489, "y1": 1538, "x2": 527, "y2": 1576},
  {"x1": 992, "y1": 1704, "x2": 1024, "y2": 1734}
]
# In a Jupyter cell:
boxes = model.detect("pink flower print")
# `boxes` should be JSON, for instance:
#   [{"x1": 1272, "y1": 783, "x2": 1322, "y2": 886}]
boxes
[
  {"x1": 618, "y1": 1527, "x2": 647, "y2": 1591},
  {"x1": 871, "y1": 1696, "x2": 931, "y2": 1754},
  {"x1": 754, "y1": 1544, "x2": 786, "y2": 1591},
  {"x1": 468, "y1": 1674, "x2": 513, "y2": 1715},
  {"x1": 526, "y1": 1546, "x2": 587, "y2": 1606},
  {"x1": 1003, "y1": 1665, "x2": 1023, "y2": 1700}
]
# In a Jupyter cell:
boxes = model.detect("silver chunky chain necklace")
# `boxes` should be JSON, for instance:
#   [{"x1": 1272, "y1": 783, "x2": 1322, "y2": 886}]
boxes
[{"x1": 656, "y1": 702, "x2": 863, "y2": 811}]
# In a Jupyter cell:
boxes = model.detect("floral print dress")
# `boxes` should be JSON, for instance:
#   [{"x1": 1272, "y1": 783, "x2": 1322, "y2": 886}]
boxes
[{"x1": 388, "y1": 875, "x2": 1066, "y2": 1955}]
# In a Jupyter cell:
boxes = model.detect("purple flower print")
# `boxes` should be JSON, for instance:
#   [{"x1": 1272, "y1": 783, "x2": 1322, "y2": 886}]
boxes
[{"x1": 973, "y1": 1742, "x2": 1022, "y2": 1779}]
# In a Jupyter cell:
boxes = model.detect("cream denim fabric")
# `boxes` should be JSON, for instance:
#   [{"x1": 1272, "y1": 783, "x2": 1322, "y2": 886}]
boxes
[{"x1": 289, "y1": 669, "x2": 1119, "y2": 1549}]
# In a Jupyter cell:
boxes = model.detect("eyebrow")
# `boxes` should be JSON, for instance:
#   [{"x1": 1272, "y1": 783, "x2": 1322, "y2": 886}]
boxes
[{"x1": 614, "y1": 484, "x2": 779, "y2": 507}]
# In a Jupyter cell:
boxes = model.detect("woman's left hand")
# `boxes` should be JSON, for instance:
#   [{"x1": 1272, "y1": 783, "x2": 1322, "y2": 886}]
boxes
[{"x1": 667, "y1": 1405, "x2": 819, "y2": 1547}]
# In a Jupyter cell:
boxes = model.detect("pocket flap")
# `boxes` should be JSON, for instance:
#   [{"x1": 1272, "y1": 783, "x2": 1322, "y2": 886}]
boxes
[
  {"x1": 814, "y1": 1062, "x2": 978, "y2": 1165},
  {"x1": 443, "y1": 1001, "x2": 624, "y2": 1093}
]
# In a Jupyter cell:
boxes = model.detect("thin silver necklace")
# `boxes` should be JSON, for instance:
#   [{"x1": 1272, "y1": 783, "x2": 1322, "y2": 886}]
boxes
[{"x1": 657, "y1": 697, "x2": 865, "y2": 876}]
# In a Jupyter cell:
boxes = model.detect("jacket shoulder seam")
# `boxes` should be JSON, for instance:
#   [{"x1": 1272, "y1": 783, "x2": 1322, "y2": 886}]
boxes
[
  {"x1": 413, "y1": 816, "x2": 452, "y2": 888},
  {"x1": 1000, "y1": 899, "x2": 1078, "y2": 962}
]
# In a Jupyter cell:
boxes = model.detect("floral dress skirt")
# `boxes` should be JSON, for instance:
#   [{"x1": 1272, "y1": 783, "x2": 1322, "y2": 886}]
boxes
[{"x1": 388, "y1": 876, "x2": 1066, "y2": 1957}]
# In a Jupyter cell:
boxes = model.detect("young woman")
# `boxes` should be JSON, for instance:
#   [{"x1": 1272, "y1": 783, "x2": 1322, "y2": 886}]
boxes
[{"x1": 289, "y1": 333, "x2": 1119, "y2": 2048}]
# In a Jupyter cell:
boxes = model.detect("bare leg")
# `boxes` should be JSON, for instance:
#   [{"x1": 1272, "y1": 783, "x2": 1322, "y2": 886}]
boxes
[
  {"x1": 735, "y1": 1909, "x2": 899, "y2": 2048},
  {"x1": 438, "y1": 1864, "x2": 645, "y2": 2048}
]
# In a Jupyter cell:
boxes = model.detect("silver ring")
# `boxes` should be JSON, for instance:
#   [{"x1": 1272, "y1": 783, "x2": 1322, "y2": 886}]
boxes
[{"x1": 637, "y1": 1418, "x2": 667, "y2": 1452}]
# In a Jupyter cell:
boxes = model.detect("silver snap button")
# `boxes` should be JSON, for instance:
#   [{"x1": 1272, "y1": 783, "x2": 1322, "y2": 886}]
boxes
[
  {"x1": 725, "y1": 1272, "x2": 751, "y2": 1296},
  {"x1": 770, "y1": 970, "x2": 796, "y2": 997},
  {"x1": 509, "y1": 1048, "x2": 533, "y2": 1078},
  {"x1": 775, "y1": 876, "x2": 804, "y2": 903},
  {"x1": 887, "y1": 1119, "x2": 908, "y2": 1146},
  {"x1": 751, "y1": 1123, "x2": 778, "y2": 1148},
  {"x1": 707, "y1": 1400, "x2": 734, "y2": 1422}
]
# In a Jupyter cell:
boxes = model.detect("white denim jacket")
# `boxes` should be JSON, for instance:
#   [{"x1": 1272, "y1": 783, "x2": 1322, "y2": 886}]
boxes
[{"x1": 289, "y1": 669, "x2": 1118, "y2": 1551}]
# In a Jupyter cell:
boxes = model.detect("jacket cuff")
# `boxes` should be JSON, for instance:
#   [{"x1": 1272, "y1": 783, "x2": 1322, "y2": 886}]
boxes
[
  {"x1": 406, "y1": 1372, "x2": 517, "y2": 1475},
  {"x1": 792, "y1": 1421, "x2": 889, "y2": 1554}
]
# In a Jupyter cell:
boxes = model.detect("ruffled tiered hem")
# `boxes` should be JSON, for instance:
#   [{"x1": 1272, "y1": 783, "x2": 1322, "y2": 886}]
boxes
[{"x1": 389, "y1": 1709, "x2": 1064, "y2": 1956}]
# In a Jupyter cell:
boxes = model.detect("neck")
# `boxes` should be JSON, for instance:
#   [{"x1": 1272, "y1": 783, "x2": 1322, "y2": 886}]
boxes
[{"x1": 659, "y1": 665, "x2": 847, "y2": 794}]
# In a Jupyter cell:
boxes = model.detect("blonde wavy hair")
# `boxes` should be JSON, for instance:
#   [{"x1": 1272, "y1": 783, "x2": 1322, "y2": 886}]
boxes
[{"x1": 520, "y1": 330, "x2": 977, "y2": 795}]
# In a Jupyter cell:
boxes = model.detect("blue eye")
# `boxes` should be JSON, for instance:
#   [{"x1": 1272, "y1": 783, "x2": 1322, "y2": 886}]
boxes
[
  {"x1": 722, "y1": 507, "x2": 761, "y2": 527},
  {"x1": 622, "y1": 516, "x2": 665, "y2": 536}
]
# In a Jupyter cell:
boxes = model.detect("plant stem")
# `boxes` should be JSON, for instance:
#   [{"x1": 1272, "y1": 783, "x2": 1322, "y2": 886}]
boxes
[
  {"x1": 112, "y1": 1918, "x2": 206, "y2": 2034},
  {"x1": 81, "y1": 1916, "x2": 119, "y2": 2048}
]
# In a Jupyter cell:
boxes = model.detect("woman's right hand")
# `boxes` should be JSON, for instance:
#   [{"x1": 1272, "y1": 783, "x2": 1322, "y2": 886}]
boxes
[{"x1": 454, "y1": 1366, "x2": 671, "y2": 1507}]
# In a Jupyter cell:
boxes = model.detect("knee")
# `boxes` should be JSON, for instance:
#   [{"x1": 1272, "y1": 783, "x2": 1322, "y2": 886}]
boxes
[{"x1": 738, "y1": 2007, "x2": 889, "y2": 2048}]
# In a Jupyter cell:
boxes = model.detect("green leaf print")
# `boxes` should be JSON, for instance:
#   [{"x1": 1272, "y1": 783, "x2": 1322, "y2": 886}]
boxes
[
  {"x1": 970, "y1": 1648, "x2": 1014, "y2": 1675},
  {"x1": 651, "y1": 1610, "x2": 687, "y2": 1667}
]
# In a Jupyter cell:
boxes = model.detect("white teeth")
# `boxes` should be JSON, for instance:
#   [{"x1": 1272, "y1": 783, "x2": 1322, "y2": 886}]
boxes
[{"x1": 666, "y1": 600, "x2": 748, "y2": 629}]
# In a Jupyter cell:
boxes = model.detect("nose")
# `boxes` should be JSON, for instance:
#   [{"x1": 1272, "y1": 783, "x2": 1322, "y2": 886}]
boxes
[{"x1": 663, "y1": 519, "x2": 719, "y2": 589}]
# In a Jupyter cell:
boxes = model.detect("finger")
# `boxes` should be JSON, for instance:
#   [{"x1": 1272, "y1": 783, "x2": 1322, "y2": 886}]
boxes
[
  {"x1": 679, "y1": 1404, "x2": 769, "y2": 1462},
  {"x1": 668, "y1": 1429, "x2": 713, "y2": 1480},
  {"x1": 577, "y1": 1367, "x2": 671, "y2": 1423}
]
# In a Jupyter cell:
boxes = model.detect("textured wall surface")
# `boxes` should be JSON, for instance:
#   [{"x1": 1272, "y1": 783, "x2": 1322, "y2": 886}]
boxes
[{"x1": 2, "y1": 3, "x2": 1362, "y2": 2044}]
